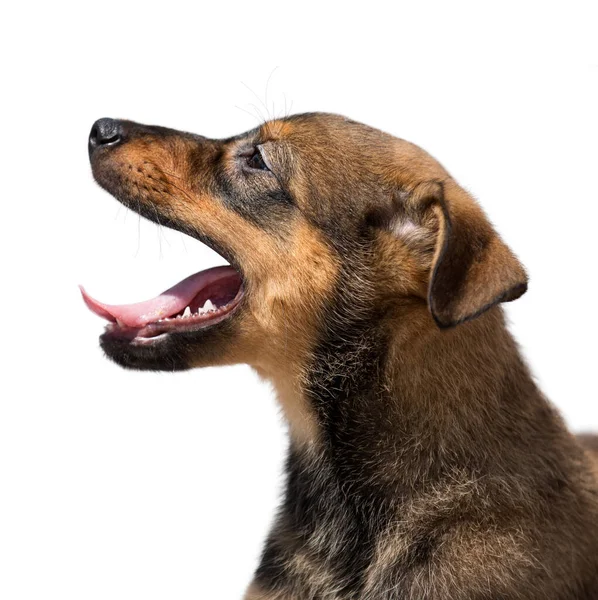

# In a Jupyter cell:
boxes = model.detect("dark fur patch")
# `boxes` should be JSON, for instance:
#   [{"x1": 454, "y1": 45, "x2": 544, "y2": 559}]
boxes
[{"x1": 214, "y1": 164, "x2": 296, "y2": 229}]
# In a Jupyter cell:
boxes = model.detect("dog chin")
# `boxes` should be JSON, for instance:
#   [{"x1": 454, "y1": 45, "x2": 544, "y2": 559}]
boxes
[{"x1": 99, "y1": 318, "x2": 239, "y2": 371}]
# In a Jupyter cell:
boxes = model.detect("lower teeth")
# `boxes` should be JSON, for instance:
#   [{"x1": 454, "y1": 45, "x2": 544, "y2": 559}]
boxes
[{"x1": 154, "y1": 300, "x2": 218, "y2": 323}]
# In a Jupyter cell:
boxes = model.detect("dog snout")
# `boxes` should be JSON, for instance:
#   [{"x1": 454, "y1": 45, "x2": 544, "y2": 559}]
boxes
[{"x1": 89, "y1": 118, "x2": 123, "y2": 154}]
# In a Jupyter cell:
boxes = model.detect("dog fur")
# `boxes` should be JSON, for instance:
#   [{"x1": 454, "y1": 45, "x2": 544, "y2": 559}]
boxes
[{"x1": 88, "y1": 113, "x2": 598, "y2": 599}]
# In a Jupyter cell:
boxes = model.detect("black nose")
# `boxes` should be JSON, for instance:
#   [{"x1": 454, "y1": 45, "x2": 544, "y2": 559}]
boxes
[{"x1": 89, "y1": 118, "x2": 123, "y2": 153}]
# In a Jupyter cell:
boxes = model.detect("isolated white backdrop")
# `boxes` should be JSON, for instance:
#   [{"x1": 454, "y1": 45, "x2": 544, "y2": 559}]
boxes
[{"x1": 1, "y1": 1, "x2": 597, "y2": 599}]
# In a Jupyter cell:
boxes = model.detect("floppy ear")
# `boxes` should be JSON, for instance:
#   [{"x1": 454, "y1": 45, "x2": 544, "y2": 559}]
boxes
[{"x1": 406, "y1": 180, "x2": 528, "y2": 328}]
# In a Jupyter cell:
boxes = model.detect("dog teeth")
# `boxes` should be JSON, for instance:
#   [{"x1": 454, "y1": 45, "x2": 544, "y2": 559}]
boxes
[{"x1": 173, "y1": 301, "x2": 217, "y2": 320}]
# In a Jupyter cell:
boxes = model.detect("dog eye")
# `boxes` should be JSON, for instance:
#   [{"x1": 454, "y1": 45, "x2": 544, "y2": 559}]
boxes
[{"x1": 245, "y1": 147, "x2": 270, "y2": 171}]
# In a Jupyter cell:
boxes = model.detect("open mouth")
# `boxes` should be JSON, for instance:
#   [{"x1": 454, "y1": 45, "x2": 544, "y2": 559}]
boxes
[
  {"x1": 84, "y1": 117, "x2": 248, "y2": 349},
  {"x1": 80, "y1": 265, "x2": 244, "y2": 345}
]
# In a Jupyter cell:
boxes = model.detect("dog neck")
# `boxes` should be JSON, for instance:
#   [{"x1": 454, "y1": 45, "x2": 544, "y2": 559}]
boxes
[
  {"x1": 270, "y1": 302, "x2": 564, "y2": 490},
  {"x1": 255, "y1": 302, "x2": 584, "y2": 597}
]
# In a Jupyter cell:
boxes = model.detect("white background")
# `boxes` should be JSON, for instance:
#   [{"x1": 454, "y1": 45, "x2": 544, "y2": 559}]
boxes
[{"x1": 1, "y1": 1, "x2": 597, "y2": 598}]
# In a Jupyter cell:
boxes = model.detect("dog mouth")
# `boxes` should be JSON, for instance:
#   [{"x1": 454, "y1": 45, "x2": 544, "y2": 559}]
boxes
[
  {"x1": 84, "y1": 117, "x2": 248, "y2": 350},
  {"x1": 80, "y1": 265, "x2": 244, "y2": 345}
]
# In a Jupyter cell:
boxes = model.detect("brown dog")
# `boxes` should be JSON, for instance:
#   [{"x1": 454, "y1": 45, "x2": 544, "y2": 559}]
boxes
[{"x1": 83, "y1": 114, "x2": 598, "y2": 599}]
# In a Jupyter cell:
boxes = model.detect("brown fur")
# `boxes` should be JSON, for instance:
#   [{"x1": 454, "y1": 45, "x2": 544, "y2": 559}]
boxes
[{"x1": 88, "y1": 113, "x2": 598, "y2": 599}]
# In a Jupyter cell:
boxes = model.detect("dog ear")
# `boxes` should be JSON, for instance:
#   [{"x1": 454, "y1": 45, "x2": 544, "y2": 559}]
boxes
[{"x1": 399, "y1": 180, "x2": 528, "y2": 328}]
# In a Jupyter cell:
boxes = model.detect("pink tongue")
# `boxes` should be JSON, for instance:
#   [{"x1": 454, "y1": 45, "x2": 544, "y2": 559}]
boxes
[{"x1": 80, "y1": 266, "x2": 235, "y2": 328}]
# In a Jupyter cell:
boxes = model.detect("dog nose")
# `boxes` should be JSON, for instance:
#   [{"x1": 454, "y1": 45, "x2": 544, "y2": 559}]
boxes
[{"x1": 89, "y1": 118, "x2": 123, "y2": 152}]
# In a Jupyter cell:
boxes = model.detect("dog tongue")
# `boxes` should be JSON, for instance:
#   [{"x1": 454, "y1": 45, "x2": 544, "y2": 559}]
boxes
[{"x1": 80, "y1": 266, "x2": 233, "y2": 328}]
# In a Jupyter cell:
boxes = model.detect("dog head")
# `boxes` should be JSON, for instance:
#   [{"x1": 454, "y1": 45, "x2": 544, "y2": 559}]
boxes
[{"x1": 84, "y1": 113, "x2": 527, "y2": 400}]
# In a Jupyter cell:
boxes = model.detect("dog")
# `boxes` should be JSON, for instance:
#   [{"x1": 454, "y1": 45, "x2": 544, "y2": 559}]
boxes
[{"x1": 83, "y1": 114, "x2": 598, "y2": 599}]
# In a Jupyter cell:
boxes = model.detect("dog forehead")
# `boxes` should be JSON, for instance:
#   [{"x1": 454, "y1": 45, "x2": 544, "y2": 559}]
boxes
[
  {"x1": 259, "y1": 113, "x2": 384, "y2": 147},
  {"x1": 258, "y1": 114, "x2": 442, "y2": 176}
]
